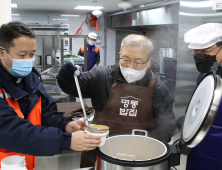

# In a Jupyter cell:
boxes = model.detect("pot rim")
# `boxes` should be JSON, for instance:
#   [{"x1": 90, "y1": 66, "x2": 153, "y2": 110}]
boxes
[{"x1": 96, "y1": 135, "x2": 171, "y2": 167}]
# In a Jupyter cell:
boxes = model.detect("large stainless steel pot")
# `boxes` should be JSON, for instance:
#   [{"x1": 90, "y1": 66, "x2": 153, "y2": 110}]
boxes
[
  {"x1": 95, "y1": 130, "x2": 171, "y2": 170},
  {"x1": 159, "y1": 48, "x2": 177, "y2": 74},
  {"x1": 159, "y1": 48, "x2": 176, "y2": 58}
]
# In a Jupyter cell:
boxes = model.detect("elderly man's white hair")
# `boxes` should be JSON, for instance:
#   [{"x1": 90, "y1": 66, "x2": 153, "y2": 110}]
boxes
[{"x1": 120, "y1": 34, "x2": 154, "y2": 55}]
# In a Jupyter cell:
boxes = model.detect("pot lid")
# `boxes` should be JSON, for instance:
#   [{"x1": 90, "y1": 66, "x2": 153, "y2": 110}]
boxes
[{"x1": 182, "y1": 74, "x2": 222, "y2": 148}]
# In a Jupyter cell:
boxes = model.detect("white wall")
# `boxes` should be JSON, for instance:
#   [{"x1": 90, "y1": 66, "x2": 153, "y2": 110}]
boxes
[
  {"x1": 10, "y1": 10, "x2": 117, "y2": 66},
  {"x1": 0, "y1": 0, "x2": 11, "y2": 26}
]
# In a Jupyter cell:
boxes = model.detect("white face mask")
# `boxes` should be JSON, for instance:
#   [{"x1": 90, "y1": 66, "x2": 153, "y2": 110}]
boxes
[
  {"x1": 88, "y1": 40, "x2": 96, "y2": 46},
  {"x1": 119, "y1": 59, "x2": 151, "y2": 83}
]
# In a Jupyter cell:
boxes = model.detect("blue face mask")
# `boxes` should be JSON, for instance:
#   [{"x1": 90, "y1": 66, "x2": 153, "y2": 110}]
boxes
[{"x1": 1, "y1": 50, "x2": 35, "y2": 77}]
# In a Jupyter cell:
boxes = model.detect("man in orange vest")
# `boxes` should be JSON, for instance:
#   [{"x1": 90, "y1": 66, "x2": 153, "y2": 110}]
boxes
[
  {"x1": 0, "y1": 21, "x2": 101, "y2": 170},
  {"x1": 78, "y1": 32, "x2": 100, "y2": 71}
]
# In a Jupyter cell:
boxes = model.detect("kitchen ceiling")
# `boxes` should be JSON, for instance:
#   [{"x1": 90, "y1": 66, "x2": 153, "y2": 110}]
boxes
[{"x1": 11, "y1": 0, "x2": 163, "y2": 14}]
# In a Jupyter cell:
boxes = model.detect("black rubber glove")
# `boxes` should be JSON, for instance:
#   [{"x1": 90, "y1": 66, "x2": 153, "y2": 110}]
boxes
[{"x1": 57, "y1": 62, "x2": 78, "y2": 82}]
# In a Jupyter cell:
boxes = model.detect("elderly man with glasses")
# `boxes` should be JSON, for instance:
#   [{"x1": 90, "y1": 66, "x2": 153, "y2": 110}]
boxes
[
  {"x1": 57, "y1": 34, "x2": 176, "y2": 168},
  {"x1": 184, "y1": 23, "x2": 222, "y2": 170}
]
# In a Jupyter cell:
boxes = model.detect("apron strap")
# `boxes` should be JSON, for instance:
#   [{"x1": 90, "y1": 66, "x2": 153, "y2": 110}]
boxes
[
  {"x1": 148, "y1": 72, "x2": 154, "y2": 89},
  {"x1": 113, "y1": 79, "x2": 117, "y2": 83}
]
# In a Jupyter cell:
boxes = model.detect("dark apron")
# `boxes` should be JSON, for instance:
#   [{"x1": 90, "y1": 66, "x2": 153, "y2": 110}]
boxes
[
  {"x1": 80, "y1": 73, "x2": 156, "y2": 168},
  {"x1": 82, "y1": 50, "x2": 97, "y2": 71}
]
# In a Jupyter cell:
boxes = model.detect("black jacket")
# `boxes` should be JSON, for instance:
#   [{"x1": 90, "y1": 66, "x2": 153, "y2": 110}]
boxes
[
  {"x1": 0, "y1": 65, "x2": 71, "y2": 156},
  {"x1": 57, "y1": 62, "x2": 176, "y2": 142}
]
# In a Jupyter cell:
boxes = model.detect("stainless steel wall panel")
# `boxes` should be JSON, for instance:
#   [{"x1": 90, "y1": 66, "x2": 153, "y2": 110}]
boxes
[
  {"x1": 35, "y1": 36, "x2": 44, "y2": 56},
  {"x1": 175, "y1": 0, "x2": 222, "y2": 119},
  {"x1": 174, "y1": 24, "x2": 198, "y2": 119}
]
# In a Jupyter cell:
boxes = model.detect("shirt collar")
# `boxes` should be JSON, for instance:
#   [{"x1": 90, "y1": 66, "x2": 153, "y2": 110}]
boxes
[{"x1": 0, "y1": 65, "x2": 40, "y2": 100}]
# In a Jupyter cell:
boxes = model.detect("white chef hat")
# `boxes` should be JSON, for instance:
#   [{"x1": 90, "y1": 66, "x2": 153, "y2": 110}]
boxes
[
  {"x1": 88, "y1": 32, "x2": 97, "y2": 40},
  {"x1": 184, "y1": 23, "x2": 222, "y2": 49}
]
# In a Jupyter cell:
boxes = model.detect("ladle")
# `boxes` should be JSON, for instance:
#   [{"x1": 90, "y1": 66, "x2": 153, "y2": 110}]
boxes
[
  {"x1": 70, "y1": 57, "x2": 88, "y2": 125},
  {"x1": 70, "y1": 58, "x2": 109, "y2": 132}
]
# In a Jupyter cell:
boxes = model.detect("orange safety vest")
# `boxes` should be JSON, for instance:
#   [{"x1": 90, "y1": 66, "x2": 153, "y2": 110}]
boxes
[
  {"x1": 0, "y1": 88, "x2": 42, "y2": 170},
  {"x1": 80, "y1": 45, "x2": 99, "y2": 54}
]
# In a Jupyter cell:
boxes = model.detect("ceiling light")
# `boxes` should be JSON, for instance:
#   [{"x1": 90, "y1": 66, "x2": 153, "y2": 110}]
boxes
[
  {"x1": 61, "y1": 14, "x2": 80, "y2": 17},
  {"x1": 180, "y1": 1, "x2": 212, "y2": 8},
  {"x1": 117, "y1": 1, "x2": 132, "y2": 10},
  {"x1": 74, "y1": 6, "x2": 103, "y2": 10},
  {"x1": 53, "y1": 19, "x2": 69, "y2": 20},
  {"x1": 92, "y1": 10, "x2": 103, "y2": 17},
  {"x1": 11, "y1": 4, "x2": 17, "y2": 8},
  {"x1": 179, "y1": 12, "x2": 222, "y2": 17},
  {"x1": 11, "y1": 14, "x2": 19, "y2": 16}
]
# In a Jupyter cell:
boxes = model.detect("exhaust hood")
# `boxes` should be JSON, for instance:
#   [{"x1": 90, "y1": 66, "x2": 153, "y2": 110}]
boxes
[{"x1": 107, "y1": 1, "x2": 179, "y2": 29}]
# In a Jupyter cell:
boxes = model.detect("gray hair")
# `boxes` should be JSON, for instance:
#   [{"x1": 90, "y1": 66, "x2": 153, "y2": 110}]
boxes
[{"x1": 120, "y1": 34, "x2": 154, "y2": 55}]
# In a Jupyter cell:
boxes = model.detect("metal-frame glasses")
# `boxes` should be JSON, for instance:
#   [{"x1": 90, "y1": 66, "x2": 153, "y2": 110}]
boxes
[{"x1": 120, "y1": 57, "x2": 149, "y2": 69}]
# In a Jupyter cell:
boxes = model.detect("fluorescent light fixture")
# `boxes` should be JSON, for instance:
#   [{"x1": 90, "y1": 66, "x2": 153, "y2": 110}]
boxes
[
  {"x1": 53, "y1": 19, "x2": 68, "y2": 20},
  {"x1": 74, "y1": 6, "x2": 103, "y2": 10},
  {"x1": 180, "y1": 1, "x2": 212, "y2": 8},
  {"x1": 11, "y1": 14, "x2": 19, "y2": 16},
  {"x1": 61, "y1": 14, "x2": 80, "y2": 17},
  {"x1": 12, "y1": 18, "x2": 21, "y2": 20},
  {"x1": 11, "y1": 4, "x2": 17, "y2": 8},
  {"x1": 179, "y1": 12, "x2": 222, "y2": 16}
]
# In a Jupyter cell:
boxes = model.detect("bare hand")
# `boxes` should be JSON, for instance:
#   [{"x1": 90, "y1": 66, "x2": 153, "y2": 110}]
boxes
[
  {"x1": 70, "y1": 131, "x2": 101, "y2": 151},
  {"x1": 65, "y1": 120, "x2": 86, "y2": 133}
]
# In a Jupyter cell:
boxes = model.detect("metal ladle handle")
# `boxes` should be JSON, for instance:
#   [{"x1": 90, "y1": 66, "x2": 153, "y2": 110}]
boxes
[
  {"x1": 74, "y1": 75, "x2": 89, "y2": 126},
  {"x1": 70, "y1": 57, "x2": 89, "y2": 126}
]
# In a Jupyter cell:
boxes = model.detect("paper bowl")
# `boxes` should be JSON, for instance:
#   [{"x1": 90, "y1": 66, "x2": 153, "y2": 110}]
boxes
[{"x1": 85, "y1": 129, "x2": 109, "y2": 147}]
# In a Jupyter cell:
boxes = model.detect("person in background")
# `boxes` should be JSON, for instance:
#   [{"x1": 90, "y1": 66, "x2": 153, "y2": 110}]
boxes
[
  {"x1": 184, "y1": 23, "x2": 222, "y2": 170},
  {"x1": 78, "y1": 32, "x2": 100, "y2": 71},
  {"x1": 57, "y1": 34, "x2": 176, "y2": 168},
  {"x1": 0, "y1": 21, "x2": 101, "y2": 170}
]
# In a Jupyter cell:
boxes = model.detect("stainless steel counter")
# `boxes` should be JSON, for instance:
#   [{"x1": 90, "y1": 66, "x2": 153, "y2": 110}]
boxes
[
  {"x1": 34, "y1": 150, "x2": 82, "y2": 170},
  {"x1": 34, "y1": 115, "x2": 94, "y2": 170}
]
